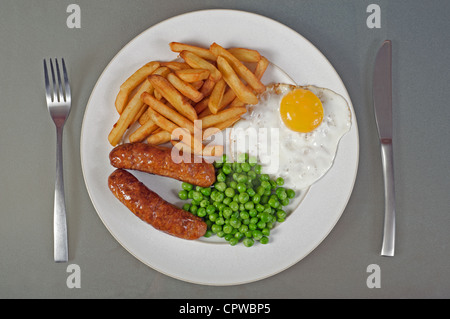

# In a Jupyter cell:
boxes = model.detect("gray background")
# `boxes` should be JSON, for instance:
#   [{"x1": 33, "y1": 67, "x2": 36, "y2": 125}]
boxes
[{"x1": 1, "y1": 0, "x2": 449, "y2": 298}]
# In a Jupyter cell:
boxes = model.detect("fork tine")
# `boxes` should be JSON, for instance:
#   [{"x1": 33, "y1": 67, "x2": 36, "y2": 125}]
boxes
[
  {"x1": 43, "y1": 59, "x2": 53, "y2": 103},
  {"x1": 54, "y1": 58, "x2": 65, "y2": 102},
  {"x1": 49, "y1": 59, "x2": 59, "y2": 102},
  {"x1": 61, "y1": 58, "x2": 71, "y2": 102}
]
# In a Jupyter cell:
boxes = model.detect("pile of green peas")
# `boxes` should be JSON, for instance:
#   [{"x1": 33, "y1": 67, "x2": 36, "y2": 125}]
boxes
[{"x1": 178, "y1": 153, "x2": 296, "y2": 247}]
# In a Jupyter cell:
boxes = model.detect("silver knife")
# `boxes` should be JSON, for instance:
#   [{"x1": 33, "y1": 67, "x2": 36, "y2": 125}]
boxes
[{"x1": 373, "y1": 40, "x2": 395, "y2": 257}]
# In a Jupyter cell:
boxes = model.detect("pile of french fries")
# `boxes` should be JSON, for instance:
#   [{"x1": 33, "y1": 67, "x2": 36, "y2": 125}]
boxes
[{"x1": 108, "y1": 42, "x2": 269, "y2": 156}]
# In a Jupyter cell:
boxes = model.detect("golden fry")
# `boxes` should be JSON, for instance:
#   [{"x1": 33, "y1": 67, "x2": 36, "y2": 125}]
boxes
[
  {"x1": 166, "y1": 72, "x2": 204, "y2": 103},
  {"x1": 216, "y1": 56, "x2": 258, "y2": 105},
  {"x1": 227, "y1": 48, "x2": 261, "y2": 63},
  {"x1": 115, "y1": 61, "x2": 160, "y2": 114},
  {"x1": 194, "y1": 97, "x2": 210, "y2": 115},
  {"x1": 180, "y1": 50, "x2": 222, "y2": 82},
  {"x1": 175, "y1": 68, "x2": 210, "y2": 82},
  {"x1": 210, "y1": 43, "x2": 266, "y2": 94},
  {"x1": 202, "y1": 115, "x2": 241, "y2": 140},
  {"x1": 141, "y1": 92, "x2": 196, "y2": 134},
  {"x1": 254, "y1": 56, "x2": 269, "y2": 80},
  {"x1": 208, "y1": 79, "x2": 227, "y2": 114},
  {"x1": 148, "y1": 74, "x2": 198, "y2": 122},
  {"x1": 170, "y1": 42, "x2": 217, "y2": 61},
  {"x1": 129, "y1": 120, "x2": 159, "y2": 143},
  {"x1": 147, "y1": 130, "x2": 172, "y2": 145},
  {"x1": 200, "y1": 106, "x2": 247, "y2": 129},
  {"x1": 160, "y1": 61, "x2": 191, "y2": 70},
  {"x1": 108, "y1": 79, "x2": 154, "y2": 146}
]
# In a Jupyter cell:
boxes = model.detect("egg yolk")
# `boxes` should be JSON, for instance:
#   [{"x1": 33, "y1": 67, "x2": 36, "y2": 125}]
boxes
[{"x1": 280, "y1": 88, "x2": 324, "y2": 133}]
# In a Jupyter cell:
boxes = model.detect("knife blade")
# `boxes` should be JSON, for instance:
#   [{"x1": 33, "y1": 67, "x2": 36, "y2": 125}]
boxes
[{"x1": 373, "y1": 40, "x2": 396, "y2": 257}]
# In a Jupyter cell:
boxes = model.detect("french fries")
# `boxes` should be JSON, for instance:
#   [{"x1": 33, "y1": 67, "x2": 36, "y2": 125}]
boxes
[
  {"x1": 170, "y1": 42, "x2": 217, "y2": 61},
  {"x1": 109, "y1": 41, "x2": 271, "y2": 159},
  {"x1": 175, "y1": 68, "x2": 210, "y2": 82},
  {"x1": 228, "y1": 48, "x2": 261, "y2": 63},
  {"x1": 180, "y1": 50, "x2": 222, "y2": 82},
  {"x1": 208, "y1": 79, "x2": 227, "y2": 114},
  {"x1": 115, "y1": 61, "x2": 160, "y2": 114},
  {"x1": 216, "y1": 56, "x2": 258, "y2": 105},
  {"x1": 148, "y1": 74, "x2": 198, "y2": 122},
  {"x1": 201, "y1": 106, "x2": 247, "y2": 129},
  {"x1": 166, "y1": 72, "x2": 204, "y2": 103},
  {"x1": 141, "y1": 92, "x2": 196, "y2": 135},
  {"x1": 210, "y1": 43, "x2": 266, "y2": 94}
]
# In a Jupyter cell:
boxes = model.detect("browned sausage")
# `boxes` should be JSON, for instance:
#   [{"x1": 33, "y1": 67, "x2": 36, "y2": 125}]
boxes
[
  {"x1": 108, "y1": 168, "x2": 207, "y2": 240},
  {"x1": 109, "y1": 143, "x2": 216, "y2": 187}
]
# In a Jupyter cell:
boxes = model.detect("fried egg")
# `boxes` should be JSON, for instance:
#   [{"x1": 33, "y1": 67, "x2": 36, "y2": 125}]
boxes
[{"x1": 229, "y1": 83, "x2": 352, "y2": 190}]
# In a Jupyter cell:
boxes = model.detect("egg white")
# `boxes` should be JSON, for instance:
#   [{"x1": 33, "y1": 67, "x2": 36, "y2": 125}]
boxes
[{"x1": 229, "y1": 83, "x2": 352, "y2": 191}]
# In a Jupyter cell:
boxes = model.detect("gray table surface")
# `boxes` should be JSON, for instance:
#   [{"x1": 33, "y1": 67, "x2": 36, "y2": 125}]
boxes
[{"x1": 1, "y1": 0, "x2": 449, "y2": 299}]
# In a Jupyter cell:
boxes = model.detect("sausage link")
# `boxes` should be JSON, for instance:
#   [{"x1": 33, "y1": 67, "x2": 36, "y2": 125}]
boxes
[
  {"x1": 108, "y1": 168, "x2": 207, "y2": 240},
  {"x1": 109, "y1": 143, "x2": 216, "y2": 187}
]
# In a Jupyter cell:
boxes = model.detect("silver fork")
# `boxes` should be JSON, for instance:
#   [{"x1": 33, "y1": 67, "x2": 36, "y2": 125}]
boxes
[{"x1": 43, "y1": 58, "x2": 71, "y2": 263}]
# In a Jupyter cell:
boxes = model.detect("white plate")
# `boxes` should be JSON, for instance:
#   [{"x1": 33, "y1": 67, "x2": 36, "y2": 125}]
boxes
[{"x1": 81, "y1": 9, "x2": 359, "y2": 286}]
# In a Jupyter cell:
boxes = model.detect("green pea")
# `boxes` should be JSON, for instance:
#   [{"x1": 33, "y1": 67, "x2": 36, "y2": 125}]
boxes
[
  {"x1": 223, "y1": 224, "x2": 233, "y2": 234},
  {"x1": 240, "y1": 211, "x2": 250, "y2": 220},
  {"x1": 244, "y1": 201, "x2": 254, "y2": 210},
  {"x1": 211, "y1": 224, "x2": 222, "y2": 233},
  {"x1": 217, "y1": 172, "x2": 226, "y2": 182},
  {"x1": 230, "y1": 217, "x2": 241, "y2": 229},
  {"x1": 252, "y1": 230, "x2": 263, "y2": 241},
  {"x1": 234, "y1": 232, "x2": 244, "y2": 241},
  {"x1": 182, "y1": 182, "x2": 193, "y2": 191},
  {"x1": 215, "y1": 217, "x2": 225, "y2": 226},
  {"x1": 223, "y1": 207, "x2": 232, "y2": 218},
  {"x1": 286, "y1": 189, "x2": 296, "y2": 199},
  {"x1": 261, "y1": 180, "x2": 271, "y2": 190},
  {"x1": 197, "y1": 207, "x2": 206, "y2": 217},
  {"x1": 229, "y1": 180, "x2": 237, "y2": 189},
  {"x1": 276, "y1": 177, "x2": 284, "y2": 186},
  {"x1": 222, "y1": 163, "x2": 232, "y2": 175},
  {"x1": 178, "y1": 190, "x2": 188, "y2": 200},
  {"x1": 236, "y1": 183, "x2": 246, "y2": 193},
  {"x1": 260, "y1": 236, "x2": 269, "y2": 244},
  {"x1": 255, "y1": 204, "x2": 264, "y2": 212},
  {"x1": 223, "y1": 197, "x2": 232, "y2": 205},
  {"x1": 209, "y1": 213, "x2": 219, "y2": 222},
  {"x1": 204, "y1": 230, "x2": 213, "y2": 238},
  {"x1": 257, "y1": 220, "x2": 266, "y2": 229},
  {"x1": 276, "y1": 209, "x2": 287, "y2": 219},
  {"x1": 188, "y1": 190, "x2": 194, "y2": 199},
  {"x1": 249, "y1": 209, "x2": 258, "y2": 217},
  {"x1": 215, "y1": 182, "x2": 227, "y2": 193},
  {"x1": 281, "y1": 198, "x2": 290, "y2": 206},
  {"x1": 182, "y1": 203, "x2": 191, "y2": 211},
  {"x1": 229, "y1": 237, "x2": 239, "y2": 246},
  {"x1": 252, "y1": 193, "x2": 261, "y2": 204},
  {"x1": 206, "y1": 205, "x2": 216, "y2": 215},
  {"x1": 190, "y1": 205, "x2": 198, "y2": 215},
  {"x1": 243, "y1": 238, "x2": 254, "y2": 247},
  {"x1": 192, "y1": 191, "x2": 203, "y2": 202},
  {"x1": 268, "y1": 197, "x2": 280, "y2": 208},
  {"x1": 225, "y1": 187, "x2": 235, "y2": 198},
  {"x1": 254, "y1": 165, "x2": 262, "y2": 175},
  {"x1": 241, "y1": 162, "x2": 251, "y2": 172},
  {"x1": 238, "y1": 193, "x2": 249, "y2": 203},
  {"x1": 276, "y1": 188, "x2": 287, "y2": 200},
  {"x1": 229, "y1": 201, "x2": 239, "y2": 212},
  {"x1": 236, "y1": 174, "x2": 248, "y2": 183},
  {"x1": 262, "y1": 228, "x2": 270, "y2": 236},
  {"x1": 260, "y1": 174, "x2": 269, "y2": 181}
]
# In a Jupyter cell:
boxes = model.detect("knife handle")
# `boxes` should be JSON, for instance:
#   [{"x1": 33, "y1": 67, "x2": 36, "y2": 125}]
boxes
[{"x1": 380, "y1": 140, "x2": 396, "y2": 256}]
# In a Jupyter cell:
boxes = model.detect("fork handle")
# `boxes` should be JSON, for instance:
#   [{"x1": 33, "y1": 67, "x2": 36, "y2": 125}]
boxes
[
  {"x1": 380, "y1": 141, "x2": 396, "y2": 256},
  {"x1": 54, "y1": 126, "x2": 68, "y2": 262}
]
